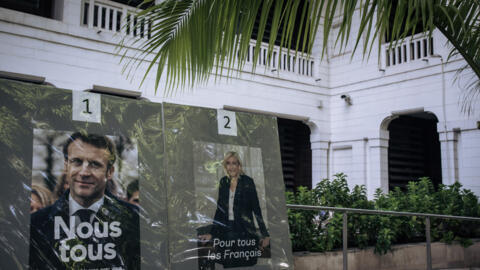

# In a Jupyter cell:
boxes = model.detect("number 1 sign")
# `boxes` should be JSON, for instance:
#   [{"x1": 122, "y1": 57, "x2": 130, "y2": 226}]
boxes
[
  {"x1": 72, "y1": 91, "x2": 101, "y2": 123},
  {"x1": 217, "y1": 109, "x2": 237, "y2": 136}
]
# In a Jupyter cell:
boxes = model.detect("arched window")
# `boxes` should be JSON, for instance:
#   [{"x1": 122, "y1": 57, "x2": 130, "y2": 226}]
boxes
[
  {"x1": 277, "y1": 118, "x2": 312, "y2": 191},
  {"x1": 387, "y1": 113, "x2": 442, "y2": 190}
]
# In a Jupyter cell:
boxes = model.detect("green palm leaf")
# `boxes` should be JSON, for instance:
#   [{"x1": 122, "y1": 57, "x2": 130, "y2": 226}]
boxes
[
  {"x1": 119, "y1": 0, "x2": 480, "y2": 113},
  {"x1": 118, "y1": 0, "x2": 322, "y2": 95}
]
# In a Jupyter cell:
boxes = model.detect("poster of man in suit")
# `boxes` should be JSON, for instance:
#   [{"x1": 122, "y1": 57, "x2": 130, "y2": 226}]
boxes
[
  {"x1": 29, "y1": 130, "x2": 140, "y2": 269},
  {"x1": 0, "y1": 80, "x2": 168, "y2": 269}
]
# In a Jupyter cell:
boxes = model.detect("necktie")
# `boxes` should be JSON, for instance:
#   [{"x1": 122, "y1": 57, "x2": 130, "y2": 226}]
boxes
[{"x1": 75, "y1": 209, "x2": 95, "y2": 223}]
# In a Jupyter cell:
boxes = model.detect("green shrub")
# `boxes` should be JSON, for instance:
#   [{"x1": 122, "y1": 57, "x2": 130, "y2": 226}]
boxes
[{"x1": 286, "y1": 174, "x2": 480, "y2": 254}]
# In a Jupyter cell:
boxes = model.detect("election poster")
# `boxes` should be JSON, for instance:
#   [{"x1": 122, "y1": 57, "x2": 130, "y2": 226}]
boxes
[
  {"x1": 29, "y1": 129, "x2": 141, "y2": 269},
  {"x1": 0, "y1": 79, "x2": 168, "y2": 269},
  {"x1": 194, "y1": 142, "x2": 270, "y2": 269},
  {"x1": 163, "y1": 103, "x2": 293, "y2": 270},
  {"x1": 0, "y1": 79, "x2": 293, "y2": 269}
]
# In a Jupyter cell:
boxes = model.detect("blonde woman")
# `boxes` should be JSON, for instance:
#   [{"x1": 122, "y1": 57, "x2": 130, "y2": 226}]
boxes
[
  {"x1": 199, "y1": 151, "x2": 269, "y2": 267},
  {"x1": 30, "y1": 184, "x2": 54, "y2": 213}
]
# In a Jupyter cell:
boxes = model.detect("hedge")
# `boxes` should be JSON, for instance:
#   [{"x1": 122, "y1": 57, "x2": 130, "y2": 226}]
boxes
[{"x1": 286, "y1": 173, "x2": 480, "y2": 254}]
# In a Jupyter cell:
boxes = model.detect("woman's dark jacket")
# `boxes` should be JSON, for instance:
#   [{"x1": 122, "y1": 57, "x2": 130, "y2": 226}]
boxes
[{"x1": 211, "y1": 174, "x2": 269, "y2": 238}]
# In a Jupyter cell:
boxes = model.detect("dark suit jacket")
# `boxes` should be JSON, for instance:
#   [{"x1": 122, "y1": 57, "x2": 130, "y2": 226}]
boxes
[
  {"x1": 29, "y1": 190, "x2": 140, "y2": 269},
  {"x1": 211, "y1": 175, "x2": 269, "y2": 238}
]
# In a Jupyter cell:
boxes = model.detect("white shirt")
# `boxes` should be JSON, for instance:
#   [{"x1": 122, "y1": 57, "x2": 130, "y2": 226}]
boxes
[
  {"x1": 228, "y1": 188, "x2": 235, "y2": 221},
  {"x1": 69, "y1": 194, "x2": 104, "y2": 227}
]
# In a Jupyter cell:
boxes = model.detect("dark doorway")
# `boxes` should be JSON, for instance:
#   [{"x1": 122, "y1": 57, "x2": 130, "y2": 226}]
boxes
[
  {"x1": 110, "y1": 0, "x2": 153, "y2": 8},
  {"x1": 0, "y1": 0, "x2": 54, "y2": 19},
  {"x1": 387, "y1": 113, "x2": 442, "y2": 190},
  {"x1": 277, "y1": 118, "x2": 311, "y2": 191},
  {"x1": 252, "y1": 0, "x2": 311, "y2": 52}
]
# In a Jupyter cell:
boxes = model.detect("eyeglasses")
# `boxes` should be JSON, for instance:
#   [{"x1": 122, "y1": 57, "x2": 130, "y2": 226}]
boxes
[{"x1": 68, "y1": 158, "x2": 105, "y2": 170}]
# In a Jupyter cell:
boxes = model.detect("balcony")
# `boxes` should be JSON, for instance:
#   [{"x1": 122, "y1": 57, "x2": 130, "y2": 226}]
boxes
[
  {"x1": 81, "y1": 0, "x2": 151, "y2": 39},
  {"x1": 381, "y1": 32, "x2": 435, "y2": 69},
  {"x1": 244, "y1": 41, "x2": 315, "y2": 78},
  {"x1": 80, "y1": 0, "x2": 315, "y2": 81}
]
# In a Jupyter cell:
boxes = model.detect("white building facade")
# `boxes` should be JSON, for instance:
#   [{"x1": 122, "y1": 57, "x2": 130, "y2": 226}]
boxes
[{"x1": 0, "y1": 0, "x2": 478, "y2": 198}]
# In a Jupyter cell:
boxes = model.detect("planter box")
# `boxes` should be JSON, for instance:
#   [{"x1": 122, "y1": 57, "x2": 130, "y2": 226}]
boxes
[{"x1": 294, "y1": 239, "x2": 480, "y2": 270}]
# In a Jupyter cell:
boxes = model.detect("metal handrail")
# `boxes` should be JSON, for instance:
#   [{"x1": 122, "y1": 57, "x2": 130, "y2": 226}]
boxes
[{"x1": 286, "y1": 204, "x2": 480, "y2": 270}]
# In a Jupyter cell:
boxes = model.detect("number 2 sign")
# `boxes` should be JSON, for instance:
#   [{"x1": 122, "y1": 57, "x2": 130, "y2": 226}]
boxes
[
  {"x1": 72, "y1": 91, "x2": 101, "y2": 123},
  {"x1": 217, "y1": 109, "x2": 237, "y2": 136}
]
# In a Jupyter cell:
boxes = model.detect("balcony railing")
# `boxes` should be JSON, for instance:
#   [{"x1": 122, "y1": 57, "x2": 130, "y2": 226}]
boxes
[
  {"x1": 81, "y1": 0, "x2": 151, "y2": 39},
  {"x1": 287, "y1": 204, "x2": 480, "y2": 270},
  {"x1": 382, "y1": 32, "x2": 434, "y2": 68},
  {"x1": 80, "y1": 0, "x2": 314, "y2": 79},
  {"x1": 246, "y1": 41, "x2": 315, "y2": 77}
]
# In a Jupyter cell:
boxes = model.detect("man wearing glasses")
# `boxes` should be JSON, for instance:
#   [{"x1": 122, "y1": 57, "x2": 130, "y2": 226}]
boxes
[{"x1": 30, "y1": 132, "x2": 140, "y2": 269}]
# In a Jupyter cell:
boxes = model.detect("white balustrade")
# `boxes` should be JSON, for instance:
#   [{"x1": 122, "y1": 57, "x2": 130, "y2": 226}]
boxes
[
  {"x1": 382, "y1": 33, "x2": 434, "y2": 68},
  {"x1": 246, "y1": 41, "x2": 314, "y2": 77},
  {"x1": 81, "y1": 0, "x2": 314, "y2": 78},
  {"x1": 81, "y1": 0, "x2": 150, "y2": 39}
]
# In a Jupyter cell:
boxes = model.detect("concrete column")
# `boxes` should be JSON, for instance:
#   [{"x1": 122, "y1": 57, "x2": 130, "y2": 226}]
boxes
[
  {"x1": 363, "y1": 137, "x2": 370, "y2": 189},
  {"x1": 308, "y1": 119, "x2": 329, "y2": 188},
  {"x1": 311, "y1": 140, "x2": 329, "y2": 187},
  {"x1": 438, "y1": 129, "x2": 459, "y2": 186},
  {"x1": 367, "y1": 137, "x2": 389, "y2": 199}
]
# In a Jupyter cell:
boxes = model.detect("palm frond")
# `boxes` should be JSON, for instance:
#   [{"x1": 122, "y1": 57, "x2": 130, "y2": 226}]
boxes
[
  {"x1": 119, "y1": 0, "x2": 326, "y2": 95},
  {"x1": 457, "y1": 64, "x2": 480, "y2": 116},
  {"x1": 118, "y1": 0, "x2": 480, "y2": 114},
  {"x1": 433, "y1": 0, "x2": 480, "y2": 114}
]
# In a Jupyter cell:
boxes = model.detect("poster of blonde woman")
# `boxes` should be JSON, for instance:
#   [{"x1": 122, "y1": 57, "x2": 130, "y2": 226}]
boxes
[
  {"x1": 163, "y1": 103, "x2": 292, "y2": 270},
  {"x1": 195, "y1": 144, "x2": 270, "y2": 269}
]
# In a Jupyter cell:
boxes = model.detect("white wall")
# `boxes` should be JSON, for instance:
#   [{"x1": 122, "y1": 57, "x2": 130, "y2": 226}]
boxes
[
  {"x1": 0, "y1": 1, "x2": 479, "y2": 198},
  {"x1": 326, "y1": 6, "x2": 480, "y2": 197}
]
